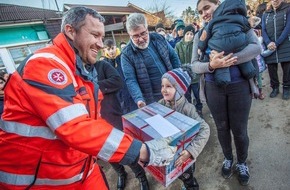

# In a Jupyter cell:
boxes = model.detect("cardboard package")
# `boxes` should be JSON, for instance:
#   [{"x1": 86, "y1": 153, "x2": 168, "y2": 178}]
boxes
[{"x1": 122, "y1": 102, "x2": 200, "y2": 187}]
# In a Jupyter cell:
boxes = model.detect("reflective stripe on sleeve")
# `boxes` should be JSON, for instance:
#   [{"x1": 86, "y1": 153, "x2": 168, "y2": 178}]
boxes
[
  {"x1": 46, "y1": 103, "x2": 88, "y2": 131},
  {"x1": 0, "y1": 165, "x2": 95, "y2": 186},
  {"x1": 0, "y1": 120, "x2": 56, "y2": 140},
  {"x1": 0, "y1": 170, "x2": 34, "y2": 186},
  {"x1": 97, "y1": 128, "x2": 125, "y2": 161}
]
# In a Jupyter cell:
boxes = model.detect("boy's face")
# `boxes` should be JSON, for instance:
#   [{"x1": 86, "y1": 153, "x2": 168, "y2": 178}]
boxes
[
  {"x1": 177, "y1": 28, "x2": 184, "y2": 37},
  {"x1": 104, "y1": 46, "x2": 117, "y2": 58},
  {"x1": 184, "y1": 31, "x2": 194, "y2": 42},
  {"x1": 161, "y1": 78, "x2": 176, "y2": 102}
]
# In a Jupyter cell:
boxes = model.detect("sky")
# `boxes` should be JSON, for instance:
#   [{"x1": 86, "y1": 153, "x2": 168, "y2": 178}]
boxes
[{"x1": 1, "y1": 0, "x2": 198, "y2": 17}]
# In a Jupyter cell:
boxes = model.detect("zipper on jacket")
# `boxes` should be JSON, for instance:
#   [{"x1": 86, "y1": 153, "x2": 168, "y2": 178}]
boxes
[{"x1": 273, "y1": 10, "x2": 279, "y2": 63}]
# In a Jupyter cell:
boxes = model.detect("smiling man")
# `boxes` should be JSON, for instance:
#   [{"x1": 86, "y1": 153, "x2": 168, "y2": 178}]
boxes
[
  {"x1": 121, "y1": 13, "x2": 181, "y2": 109},
  {"x1": 0, "y1": 7, "x2": 177, "y2": 190}
]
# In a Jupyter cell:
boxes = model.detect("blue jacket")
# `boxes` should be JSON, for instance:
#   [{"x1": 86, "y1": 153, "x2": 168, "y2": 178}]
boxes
[{"x1": 121, "y1": 33, "x2": 180, "y2": 104}]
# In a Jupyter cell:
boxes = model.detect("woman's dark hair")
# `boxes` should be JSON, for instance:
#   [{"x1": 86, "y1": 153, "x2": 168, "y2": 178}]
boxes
[{"x1": 197, "y1": 0, "x2": 218, "y2": 7}]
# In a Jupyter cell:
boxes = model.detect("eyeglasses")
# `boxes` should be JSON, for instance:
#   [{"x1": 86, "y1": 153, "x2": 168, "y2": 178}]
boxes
[{"x1": 131, "y1": 30, "x2": 148, "y2": 41}]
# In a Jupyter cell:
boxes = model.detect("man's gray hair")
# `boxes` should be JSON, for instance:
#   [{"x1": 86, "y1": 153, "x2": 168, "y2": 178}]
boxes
[
  {"x1": 126, "y1": 13, "x2": 148, "y2": 32},
  {"x1": 61, "y1": 7, "x2": 105, "y2": 32}
]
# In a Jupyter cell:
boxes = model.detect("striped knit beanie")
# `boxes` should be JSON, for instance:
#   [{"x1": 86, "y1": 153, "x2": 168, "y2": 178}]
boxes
[{"x1": 162, "y1": 68, "x2": 191, "y2": 96}]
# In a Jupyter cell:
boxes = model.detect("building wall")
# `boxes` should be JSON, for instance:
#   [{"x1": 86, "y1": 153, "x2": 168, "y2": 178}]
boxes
[{"x1": 0, "y1": 24, "x2": 49, "y2": 73}]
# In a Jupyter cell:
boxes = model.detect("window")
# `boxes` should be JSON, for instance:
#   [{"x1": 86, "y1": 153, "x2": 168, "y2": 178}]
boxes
[
  {"x1": 8, "y1": 43, "x2": 46, "y2": 67},
  {"x1": 9, "y1": 46, "x2": 30, "y2": 66},
  {"x1": 29, "y1": 43, "x2": 46, "y2": 53},
  {"x1": 0, "y1": 57, "x2": 7, "y2": 73}
]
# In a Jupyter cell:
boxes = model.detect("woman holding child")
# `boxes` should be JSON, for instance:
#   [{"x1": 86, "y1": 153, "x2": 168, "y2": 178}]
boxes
[{"x1": 191, "y1": 0, "x2": 261, "y2": 186}]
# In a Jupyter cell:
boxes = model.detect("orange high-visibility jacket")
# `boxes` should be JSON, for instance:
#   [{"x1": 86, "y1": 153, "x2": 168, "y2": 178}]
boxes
[{"x1": 0, "y1": 33, "x2": 142, "y2": 189}]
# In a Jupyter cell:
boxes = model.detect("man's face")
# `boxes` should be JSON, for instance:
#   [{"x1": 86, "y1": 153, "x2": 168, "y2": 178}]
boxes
[
  {"x1": 104, "y1": 46, "x2": 117, "y2": 58},
  {"x1": 128, "y1": 25, "x2": 149, "y2": 49},
  {"x1": 68, "y1": 15, "x2": 105, "y2": 64}
]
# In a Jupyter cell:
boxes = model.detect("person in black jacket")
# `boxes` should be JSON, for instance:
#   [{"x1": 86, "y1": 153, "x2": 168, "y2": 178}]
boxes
[
  {"x1": 262, "y1": 0, "x2": 290, "y2": 100},
  {"x1": 102, "y1": 39, "x2": 138, "y2": 114},
  {"x1": 95, "y1": 59, "x2": 148, "y2": 190}
]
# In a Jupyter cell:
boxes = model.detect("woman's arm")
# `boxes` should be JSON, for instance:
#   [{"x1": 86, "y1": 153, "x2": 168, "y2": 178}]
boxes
[
  {"x1": 191, "y1": 33, "x2": 213, "y2": 74},
  {"x1": 276, "y1": 9, "x2": 290, "y2": 46},
  {"x1": 233, "y1": 29, "x2": 261, "y2": 65}
]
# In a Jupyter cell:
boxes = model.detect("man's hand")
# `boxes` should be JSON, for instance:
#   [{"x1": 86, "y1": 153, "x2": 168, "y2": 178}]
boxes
[
  {"x1": 137, "y1": 101, "x2": 146, "y2": 108},
  {"x1": 142, "y1": 137, "x2": 177, "y2": 167}
]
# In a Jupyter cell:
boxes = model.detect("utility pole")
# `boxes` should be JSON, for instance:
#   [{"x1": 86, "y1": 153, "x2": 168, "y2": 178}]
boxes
[{"x1": 54, "y1": 0, "x2": 60, "y2": 12}]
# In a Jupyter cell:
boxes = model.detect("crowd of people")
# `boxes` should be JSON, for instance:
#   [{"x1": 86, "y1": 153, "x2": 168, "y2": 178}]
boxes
[{"x1": 0, "y1": 0, "x2": 289, "y2": 190}]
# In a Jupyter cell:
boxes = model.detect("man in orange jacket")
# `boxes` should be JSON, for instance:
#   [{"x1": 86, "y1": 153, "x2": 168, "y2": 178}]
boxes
[{"x1": 0, "y1": 7, "x2": 176, "y2": 190}]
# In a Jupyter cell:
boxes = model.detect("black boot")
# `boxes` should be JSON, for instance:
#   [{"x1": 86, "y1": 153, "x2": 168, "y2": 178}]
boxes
[
  {"x1": 117, "y1": 172, "x2": 127, "y2": 190},
  {"x1": 138, "y1": 175, "x2": 149, "y2": 190},
  {"x1": 182, "y1": 177, "x2": 199, "y2": 190},
  {"x1": 270, "y1": 87, "x2": 279, "y2": 98},
  {"x1": 283, "y1": 87, "x2": 290, "y2": 100},
  {"x1": 179, "y1": 165, "x2": 199, "y2": 190}
]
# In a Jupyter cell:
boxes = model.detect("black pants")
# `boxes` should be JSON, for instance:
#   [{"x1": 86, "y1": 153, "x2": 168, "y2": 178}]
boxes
[
  {"x1": 185, "y1": 83, "x2": 203, "y2": 111},
  {"x1": 205, "y1": 80, "x2": 252, "y2": 163},
  {"x1": 110, "y1": 162, "x2": 146, "y2": 178},
  {"x1": 267, "y1": 62, "x2": 290, "y2": 88}
]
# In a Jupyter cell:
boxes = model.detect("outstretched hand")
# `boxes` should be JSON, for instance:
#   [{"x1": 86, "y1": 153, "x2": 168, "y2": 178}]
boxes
[{"x1": 142, "y1": 137, "x2": 177, "y2": 167}]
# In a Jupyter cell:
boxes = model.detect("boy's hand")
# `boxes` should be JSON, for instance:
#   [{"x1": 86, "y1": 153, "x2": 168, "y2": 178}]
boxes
[{"x1": 174, "y1": 150, "x2": 192, "y2": 167}]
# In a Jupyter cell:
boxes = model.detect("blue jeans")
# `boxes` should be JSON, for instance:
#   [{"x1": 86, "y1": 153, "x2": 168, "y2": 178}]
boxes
[
  {"x1": 185, "y1": 83, "x2": 203, "y2": 111},
  {"x1": 205, "y1": 80, "x2": 252, "y2": 163}
]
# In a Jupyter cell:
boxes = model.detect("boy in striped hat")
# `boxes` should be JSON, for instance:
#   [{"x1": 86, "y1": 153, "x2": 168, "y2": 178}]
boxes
[{"x1": 159, "y1": 68, "x2": 210, "y2": 190}]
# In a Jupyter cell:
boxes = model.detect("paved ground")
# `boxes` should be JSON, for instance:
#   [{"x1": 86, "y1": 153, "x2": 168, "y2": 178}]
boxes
[{"x1": 99, "y1": 67, "x2": 290, "y2": 190}]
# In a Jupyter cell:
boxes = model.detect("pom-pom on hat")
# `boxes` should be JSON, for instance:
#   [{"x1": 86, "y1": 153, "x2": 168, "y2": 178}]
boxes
[
  {"x1": 162, "y1": 68, "x2": 191, "y2": 96},
  {"x1": 183, "y1": 25, "x2": 195, "y2": 35}
]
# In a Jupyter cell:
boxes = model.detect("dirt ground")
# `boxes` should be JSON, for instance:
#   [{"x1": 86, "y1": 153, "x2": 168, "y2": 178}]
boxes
[{"x1": 98, "y1": 66, "x2": 290, "y2": 190}]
